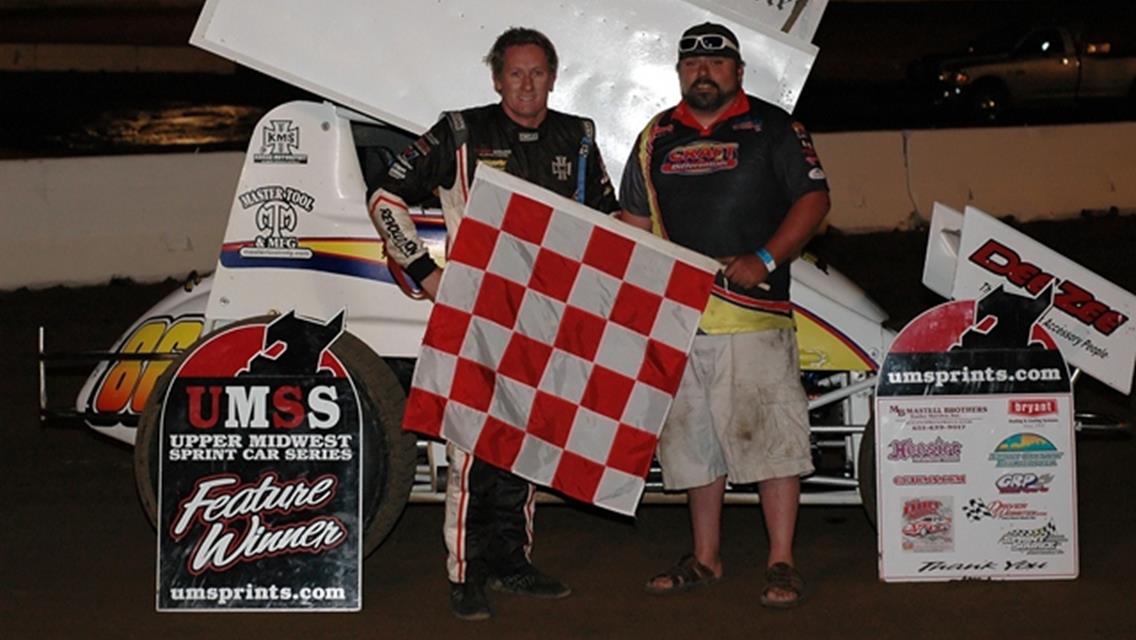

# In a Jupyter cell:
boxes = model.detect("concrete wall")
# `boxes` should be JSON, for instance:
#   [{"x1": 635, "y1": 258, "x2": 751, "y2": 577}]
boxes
[
  {"x1": 817, "y1": 122, "x2": 1136, "y2": 230},
  {"x1": 1, "y1": 152, "x2": 242, "y2": 289},
  {"x1": 3, "y1": 122, "x2": 1134, "y2": 289}
]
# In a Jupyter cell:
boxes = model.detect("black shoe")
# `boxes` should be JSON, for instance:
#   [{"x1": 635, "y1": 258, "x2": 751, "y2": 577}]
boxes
[
  {"x1": 488, "y1": 566, "x2": 572, "y2": 599},
  {"x1": 449, "y1": 580, "x2": 491, "y2": 621}
]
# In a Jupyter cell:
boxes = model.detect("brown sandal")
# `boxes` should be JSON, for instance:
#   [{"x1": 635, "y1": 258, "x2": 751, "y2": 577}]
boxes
[
  {"x1": 644, "y1": 554, "x2": 722, "y2": 595},
  {"x1": 760, "y1": 562, "x2": 806, "y2": 609}
]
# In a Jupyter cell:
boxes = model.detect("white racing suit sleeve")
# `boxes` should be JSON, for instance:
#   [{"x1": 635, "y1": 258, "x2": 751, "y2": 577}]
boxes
[
  {"x1": 366, "y1": 115, "x2": 463, "y2": 283},
  {"x1": 368, "y1": 188, "x2": 432, "y2": 273}
]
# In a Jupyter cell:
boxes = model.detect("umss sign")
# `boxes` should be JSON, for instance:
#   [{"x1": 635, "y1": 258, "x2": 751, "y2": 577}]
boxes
[
  {"x1": 155, "y1": 312, "x2": 363, "y2": 611},
  {"x1": 183, "y1": 382, "x2": 343, "y2": 430}
]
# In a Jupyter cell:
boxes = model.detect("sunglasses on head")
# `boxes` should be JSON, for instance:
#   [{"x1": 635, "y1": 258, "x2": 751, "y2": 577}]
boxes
[{"x1": 678, "y1": 34, "x2": 739, "y2": 54}]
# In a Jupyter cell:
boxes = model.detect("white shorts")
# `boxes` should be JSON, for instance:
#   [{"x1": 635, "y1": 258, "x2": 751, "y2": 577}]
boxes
[{"x1": 658, "y1": 328, "x2": 814, "y2": 490}]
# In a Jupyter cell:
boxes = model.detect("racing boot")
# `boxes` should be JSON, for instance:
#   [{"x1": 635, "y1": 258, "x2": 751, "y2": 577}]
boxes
[
  {"x1": 449, "y1": 578, "x2": 491, "y2": 621},
  {"x1": 488, "y1": 565, "x2": 572, "y2": 599}
]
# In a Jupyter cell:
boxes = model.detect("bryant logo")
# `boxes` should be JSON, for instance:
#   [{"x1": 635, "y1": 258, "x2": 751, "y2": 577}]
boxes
[{"x1": 1009, "y1": 399, "x2": 1057, "y2": 417}]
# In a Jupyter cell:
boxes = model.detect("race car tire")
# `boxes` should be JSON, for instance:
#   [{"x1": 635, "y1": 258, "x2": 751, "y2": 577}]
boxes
[
  {"x1": 857, "y1": 419, "x2": 878, "y2": 530},
  {"x1": 133, "y1": 317, "x2": 416, "y2": 557}
]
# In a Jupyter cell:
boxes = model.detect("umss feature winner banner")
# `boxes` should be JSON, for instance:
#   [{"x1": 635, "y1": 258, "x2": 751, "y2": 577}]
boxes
[
  {"x1": 876, "y1": 284, "x2": 1078, "y2": 582},
  {"x1": 156, "y1": 311, "x2": 362, "y2": 611}
]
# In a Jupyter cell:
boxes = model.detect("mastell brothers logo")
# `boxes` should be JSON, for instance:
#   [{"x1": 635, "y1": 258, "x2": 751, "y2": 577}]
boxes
[
  {"x1": 887, "y1": 437, "x2": 963, "y2": 463},
  {"x1": 1009, "y1": 399, "x2": 1058, "y2": 417},
  {"x1": 254, "y1": 120, "x2": 308, "y2": 164},
  {"x1": 661, "y1": 141, "x2": 739, "y2": 175},
  {"x1": 988, "y1": 433, "x2": 1064, "y2": 468}
]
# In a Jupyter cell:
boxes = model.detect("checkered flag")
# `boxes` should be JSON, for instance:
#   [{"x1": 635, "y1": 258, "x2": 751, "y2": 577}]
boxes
[
  {"x1": 963, "y1": 498, "x2": 993, "y2": 521},
  {"x1": 402, "y1": 166, "x2": 719, "y2": 515}
]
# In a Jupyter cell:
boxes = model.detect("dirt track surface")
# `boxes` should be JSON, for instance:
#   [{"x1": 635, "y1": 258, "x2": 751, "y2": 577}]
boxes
[{"x1": 2, "y1": 217, "x2": 1134, "y2": 639}]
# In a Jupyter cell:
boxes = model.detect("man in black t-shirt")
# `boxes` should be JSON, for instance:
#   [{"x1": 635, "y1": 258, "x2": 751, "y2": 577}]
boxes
[
  {"x1": 367, "y1": 27, "x2": 619, "y2": 622},
  {"x1": 620, "y1": 22, "x2": 830, "y2": 608}
]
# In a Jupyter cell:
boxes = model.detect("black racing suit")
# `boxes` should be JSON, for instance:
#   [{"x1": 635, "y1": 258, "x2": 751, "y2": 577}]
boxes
[{"x1": 366, "y1": 103, "x2": 619, "y2": 584}]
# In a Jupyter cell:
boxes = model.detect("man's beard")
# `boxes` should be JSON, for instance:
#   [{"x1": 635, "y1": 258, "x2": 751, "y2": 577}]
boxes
[{"x1": 682, "y1": 78, "x2": 738, "y2": 112}]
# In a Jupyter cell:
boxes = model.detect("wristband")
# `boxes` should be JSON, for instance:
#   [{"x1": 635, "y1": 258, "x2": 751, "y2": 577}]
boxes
[{"x1": 755, "y1": 247, "x2": 777, "y2": 272}]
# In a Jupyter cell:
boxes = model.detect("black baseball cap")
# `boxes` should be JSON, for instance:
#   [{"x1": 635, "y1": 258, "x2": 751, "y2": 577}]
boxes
[{"x1": 678, "y1": 22, "x2": 742, "y2": 62}]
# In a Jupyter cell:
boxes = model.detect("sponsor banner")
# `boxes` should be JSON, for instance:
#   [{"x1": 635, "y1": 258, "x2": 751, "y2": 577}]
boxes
[
  {"x1": 157, "y1": 311, "x2": 362, "y2": 611},
  {"x1": 876, "y1": 292, "x2": 1077, "y2": 581},
  {"x1": 953, "y1": 206, "x2": 1136, "y2": 394}
]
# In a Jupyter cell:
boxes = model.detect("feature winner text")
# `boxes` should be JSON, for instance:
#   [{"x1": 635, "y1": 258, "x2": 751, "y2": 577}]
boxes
[{"x1": 167, "y1": 433, "x2": 353, "y2": 461}]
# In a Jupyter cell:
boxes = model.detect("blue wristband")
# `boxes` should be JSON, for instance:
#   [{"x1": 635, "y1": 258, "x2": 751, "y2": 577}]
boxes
[{"x1": 755, "y1": 247, "x2": 777, "y2": 272}]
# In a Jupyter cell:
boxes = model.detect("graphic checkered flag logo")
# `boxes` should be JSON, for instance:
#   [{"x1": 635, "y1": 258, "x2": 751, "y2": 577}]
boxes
[{"x1": 963, "y1": 498, "x2": 993, "y2": 521}]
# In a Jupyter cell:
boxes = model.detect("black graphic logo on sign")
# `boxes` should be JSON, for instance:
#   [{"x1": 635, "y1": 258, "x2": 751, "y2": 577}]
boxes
[
  {"x1": 878, "y1": 286, "x2": 1071, "y2": 397},
  {"x1": 157, "y1": 311, "x2": 361, "y2": 610}
]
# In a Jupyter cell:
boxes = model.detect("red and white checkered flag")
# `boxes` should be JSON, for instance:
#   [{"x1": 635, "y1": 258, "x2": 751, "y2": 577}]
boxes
[{"x1": 402, "y1": 166, "x2": 718, "y2": 515}]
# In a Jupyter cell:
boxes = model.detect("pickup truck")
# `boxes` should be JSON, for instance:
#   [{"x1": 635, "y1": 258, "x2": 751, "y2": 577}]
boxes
[{"x1": 910, "y1": 24, "x2": 1136, "y2": 121}]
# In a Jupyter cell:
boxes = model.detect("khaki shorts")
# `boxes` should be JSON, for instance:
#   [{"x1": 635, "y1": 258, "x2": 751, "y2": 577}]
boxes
[{"x1": 658, "y1": 328, "x2": 814, "y2": 490}]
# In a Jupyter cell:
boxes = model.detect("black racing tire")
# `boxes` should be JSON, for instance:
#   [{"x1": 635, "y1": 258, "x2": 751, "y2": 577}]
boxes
[
  {"x1": 857, "y1": 419, "x2": 878, "y2": 530},
  {"x1": 133, "y1": 317, "x2": 416, "y2": 557}
]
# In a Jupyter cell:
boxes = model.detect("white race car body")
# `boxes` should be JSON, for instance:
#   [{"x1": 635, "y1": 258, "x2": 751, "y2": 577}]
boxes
[{"x1": 78, "y1": 100, "x2": 895, "y2": 505}]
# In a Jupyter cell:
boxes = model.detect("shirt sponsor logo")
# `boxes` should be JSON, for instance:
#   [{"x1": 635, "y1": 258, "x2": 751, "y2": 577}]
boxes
[
  {"x1": 792, "y1": 121, "x2": 819, "y2": 164},
  {"x1": 253, "y1": 120, "x2": 308, "y2": 164},
  {"x1": 988, "y1": 433, "x2": 1063, "y2": 468},
  {"x1": 552, "y1": 155, "x2": 572, "y2": 181},
  {"x1": 887, "y1": 437, "x2": 962, "y2": 463},
  {"x1": 731, "y1": 116, "x2": 762, "y2": 132},
  {"x1": 661, "y1": 141, "x2": 739, "y2": 175}
]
